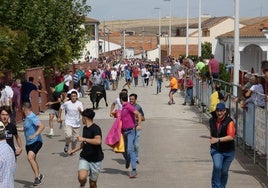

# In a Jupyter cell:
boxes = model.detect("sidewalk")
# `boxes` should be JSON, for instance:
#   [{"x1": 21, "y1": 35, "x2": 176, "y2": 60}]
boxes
[{"x1": 14, "y1": 78, "x2": 268, "y2": 188}]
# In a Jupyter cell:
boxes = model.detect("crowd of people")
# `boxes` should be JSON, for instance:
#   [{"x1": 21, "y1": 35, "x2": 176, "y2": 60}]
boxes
[{"x1": 3, "y1": 54, "x2": 267, "y2": 188}]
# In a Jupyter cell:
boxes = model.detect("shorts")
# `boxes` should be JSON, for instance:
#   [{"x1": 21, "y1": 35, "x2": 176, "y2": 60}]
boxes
[
  {"x1": 78, "y1": 158, "x2": 102, "y2": 182},
  {"x1": 26, "y1": 141, "x2": 42, "y2": 154},
  {"x1": 49, "y1": 109, "x2": 59, "y2": 117},
  {"x1": 170, "y1": 89, "x2": 178, "y2": 94}
]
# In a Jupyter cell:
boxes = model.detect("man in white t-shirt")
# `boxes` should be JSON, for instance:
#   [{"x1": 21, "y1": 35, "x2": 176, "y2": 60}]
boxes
[
  {"x1": 58, "y1": 91, "x2": 83, "y2": 153},
  {"x1": 64, "y1": 71, "x2": 73, "y2": 92},
  {"x1": 110, "y1": 68, "x2": 118, "y2": 90},
  {"x1": 0, "y1": 83, "x2": 14, "y2": 107},
  {"x1": 109, "y1": 89, "x2": 128, "y2": 117}
]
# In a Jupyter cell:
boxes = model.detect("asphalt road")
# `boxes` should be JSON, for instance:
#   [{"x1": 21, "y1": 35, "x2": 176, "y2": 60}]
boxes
[{"x1": 14, "y1": 78, "x2": 268, "y2": 188}]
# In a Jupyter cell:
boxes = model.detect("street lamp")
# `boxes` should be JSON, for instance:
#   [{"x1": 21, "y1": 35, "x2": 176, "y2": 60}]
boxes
[
  {"x1": 233, "y1": 0, "x2": 240, "y2": 96},
  {"x1": 155, "y1": 7, "x2": 161, "y2": 66},
  {"x1": 198, "y1": 0, "x2": 202, "y2": 57},
  {"x1": 164, "y1": 0, "x2": 171, "y2": 56},
  {"x1": 186, "y1": 0, "x2": 189, "y2": 57}
]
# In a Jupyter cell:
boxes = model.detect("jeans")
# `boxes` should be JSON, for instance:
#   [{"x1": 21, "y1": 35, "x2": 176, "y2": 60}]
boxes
[
  {"x1": 134, "y1": 130, "x2": 141, "y2": 161},
  {"x1": 156, "y1": 80, "x2": 162, "y2": 93},
  {"x1": 210, "y1": 148, "x2": 235, "y2": 188},
  {"x1": 184, "y1": 88, "x2": 194, "y2": 104},
  {"x1": 102, "y1": 79, "x2": 110, "y2": 90},
  {"x1": 134, "y1": 77, "x2": 138, "y2": 87},
  {"x1": 123, "y1": 129, "x2": 136, "y2": 170}
]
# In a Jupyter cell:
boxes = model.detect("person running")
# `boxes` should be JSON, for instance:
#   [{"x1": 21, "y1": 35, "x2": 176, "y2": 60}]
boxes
[
  {"x1": 68, "y1": 108, "x2": 104, "y2": 188},
  {"x1": 109, "y1": 89, "x2": 128, "y2": 117},
  {"x1": 0, "y1": 106, "x2": 22, "y2": 156},
  {"x1": 129, "y1": 93, "x2": 145, "y2": 164},
  {"x1": 58, "y1": 91, "x2": 83, "y2": 153},
  {"x1": 165, "y1": 73, "x2": 178, "y2": 105},
  {"x1": 209, "y1": 103, "x2": 236, "y2": 188},
  {"x1": 120, "y1": 92, "x2": 142, "y2": 178},
  {"x1": 45, "y1": 84, "x2": 63, "y2": 136},
  {"x1": 22, "y1": 102, "x2": 45, "y2": 186}
]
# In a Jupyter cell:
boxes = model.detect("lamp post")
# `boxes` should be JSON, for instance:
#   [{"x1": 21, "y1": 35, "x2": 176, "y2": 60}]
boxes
[
  {"x1": 186, "y1": 0, "x2": 189, "y2": 57},
  {"x1": 155, "y1": 7, "x2": 161, "y2": 66},
  {"x1": 164, "y1": 0, "x2": 171, "y2": 56},
  {"x1": 233, "y1": 0, "x2": 240, "y2": 96},
  {"x1": 198, "y1": 0, "x2": 202, "y2": 57}
]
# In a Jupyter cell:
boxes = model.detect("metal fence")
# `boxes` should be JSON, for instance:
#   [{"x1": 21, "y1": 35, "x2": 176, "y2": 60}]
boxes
[{"x1": 192, "y1": 75, "x2": 268, "y2": 176}]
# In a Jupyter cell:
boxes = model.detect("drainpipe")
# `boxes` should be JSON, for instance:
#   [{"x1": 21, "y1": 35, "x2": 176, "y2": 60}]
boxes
[{"x1": 218, "y1": 38, "x2": 226, "y2": 64}]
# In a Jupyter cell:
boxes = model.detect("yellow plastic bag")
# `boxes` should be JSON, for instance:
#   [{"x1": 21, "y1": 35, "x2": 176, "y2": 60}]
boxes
[{"x1": 113, "y1": 134, "x2": 125, "y2": 153}]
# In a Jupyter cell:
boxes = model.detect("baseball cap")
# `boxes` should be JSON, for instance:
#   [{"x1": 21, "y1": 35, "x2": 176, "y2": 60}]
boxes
[{"x1": 216, "y1": 103, "x2": 226, "y2": 110}]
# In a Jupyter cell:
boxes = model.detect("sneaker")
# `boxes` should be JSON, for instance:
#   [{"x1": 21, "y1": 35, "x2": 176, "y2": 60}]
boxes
[
  {"x1": 129, "y1": 170, "x2": 137, "y2": 178},
  {"x1": 33, "y1": 174, "x2": 43, "y2": 186},
  {"x1": 33, "y1": 178, "x2": 41, "y2": 186},
  {"x1": 48, "y1": 130, "x2": 54, "y2": 136},
  {"x1": 182, "y1": 102, "x2": 186, "y2": 105},
  {"x1": 64, "y1": 145, "x2": 69, "y2": 153},
  {"x1": 136, "y1": 160, "x2": 140, "y2": 164}
]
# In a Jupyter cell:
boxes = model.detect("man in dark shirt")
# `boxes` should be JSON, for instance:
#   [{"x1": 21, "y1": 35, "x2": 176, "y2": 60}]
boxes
[
  {"x1": 21, "y1": 77, "x2": 47, "y2": 104},
  {"x1": 68, "y1": 108, "x2": 104, "y2": 188},
  {"x1": 45, "y1": 84, "x2": 63, "y2": 136}
]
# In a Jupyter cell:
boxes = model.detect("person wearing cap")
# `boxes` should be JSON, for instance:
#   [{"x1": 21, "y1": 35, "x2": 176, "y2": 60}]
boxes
[
  {"x1": 165, "y1": 73, "x2": 178, "y2": 105},
  {"x1": 209, "y1": 102, "x2": 236, "y2": 188},
  {"x1": 261, "y1": 60, "x2": 268, "y2": 80},
  {"x1": 0, "y1": 122, "x2": 16, "y2": 188},
  {"x1": 68, "y1": 108, "x2": 104, "y2": 188}
]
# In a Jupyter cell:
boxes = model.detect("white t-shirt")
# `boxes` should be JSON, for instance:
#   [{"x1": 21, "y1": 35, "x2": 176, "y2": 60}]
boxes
[
  {"x1": 61, "y1": 100, "x2": 83, "y2": 127},
  {"x1": 1, "y1": 86, "x2": 14, "y2": 106},
  {"x1": 64, "y1": 74, "x2": 72, "y2": 86},
  {"x1": 111, "y1": 70, "x2": 117, "y2": 80}
]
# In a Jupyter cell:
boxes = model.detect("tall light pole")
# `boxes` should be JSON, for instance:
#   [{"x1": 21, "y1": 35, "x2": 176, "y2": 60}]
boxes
[
  {"x1": 198, "y1": 0, "x2": 202, "y2": 57},
  {"x1": 186, "y1": 0, "x2": 189, "y2": 57},
  {"x1": 155, "y1": 7, "x2": 161, "y2": 66},
  {"x1": 233, "y1": 0, "x2": 240, "y2": 96},
  {"x1": 164, "y1": 0, "x2": 171, "y2": 56}
]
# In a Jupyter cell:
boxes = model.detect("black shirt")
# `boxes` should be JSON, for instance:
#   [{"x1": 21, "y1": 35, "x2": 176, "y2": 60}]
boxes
[
  {"x1": 5, "y1": 123, "x2": 18, "y2": 153},
  {"x1": 80, "y1": 123, "x2": 104, "y2": 162},
  {"x1": 51, "y1": 91, "x2": 62, "y2": 111}
]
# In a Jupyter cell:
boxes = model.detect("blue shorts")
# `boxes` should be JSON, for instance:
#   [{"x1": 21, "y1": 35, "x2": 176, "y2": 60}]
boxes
[{"x1": 78, "y1": 158, "x2": 102, "y2": 182}]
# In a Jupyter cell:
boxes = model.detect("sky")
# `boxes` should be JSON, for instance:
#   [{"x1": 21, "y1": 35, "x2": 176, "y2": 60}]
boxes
[{"x1": 87, "y1": 0, "x2": 268, "y2": 21}]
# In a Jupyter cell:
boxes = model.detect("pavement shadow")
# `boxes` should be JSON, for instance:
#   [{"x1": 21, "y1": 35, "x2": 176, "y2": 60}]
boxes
[
  {"x1": 51, "y1": 152, "x2": 69, "y2": 157},
  {"x1": 14, "y1": 179, "x2": 34, "y2": 188},
  {"x1": 102, "y1": 167, "x2": 126, "y2": 175},
  {"x1": 112, "y1": 158, "x2": 125, "y2": 165}
]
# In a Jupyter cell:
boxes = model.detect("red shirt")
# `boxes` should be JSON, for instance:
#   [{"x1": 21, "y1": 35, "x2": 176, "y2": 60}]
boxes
[{"x1": 209, "y1": 58, "x2": 219, "y2": 74}]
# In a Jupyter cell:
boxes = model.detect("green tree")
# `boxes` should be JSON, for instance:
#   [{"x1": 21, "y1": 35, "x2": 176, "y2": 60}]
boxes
[
  {"x1": 0, "y1": 26, "x2": 29, "y2": 75},
  {"x1": 201, "y1": 42, "x2": 212, "y2": 59},
  {"x1": 0, "y1": 0, "x2": 91, "y2": 75}
]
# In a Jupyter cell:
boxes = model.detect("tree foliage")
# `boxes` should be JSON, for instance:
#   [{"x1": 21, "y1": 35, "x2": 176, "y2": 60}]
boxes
[
  {"x1": 0, "y1": 0, "x2": 91, "y2": 76},
  {"x1": 201, "y1": 42, "x2": 212, "y2": 59}
]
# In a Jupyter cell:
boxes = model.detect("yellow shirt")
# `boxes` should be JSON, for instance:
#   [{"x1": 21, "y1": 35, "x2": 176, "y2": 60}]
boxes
[
  {"x1": 170, "y1": 77, "x2": 178, "y2": 90},
  {"x1": 210, "y1": 91, "x2": 220, "y2": 112}
]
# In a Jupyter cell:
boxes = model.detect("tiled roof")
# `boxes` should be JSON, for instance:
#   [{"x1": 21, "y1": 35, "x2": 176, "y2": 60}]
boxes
[
  {"x1": 219, "y1": 19, "x2": 268, "y2": 38},
  {"x1": 188, "y1": 16, "x2": 232, "y2": 29},
  {"x1": 85, "y1": 17, "x2": 100, "y2": 24},
  {"x1": 100, "y1": 35, "x2": 158, "y2": 51}
]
